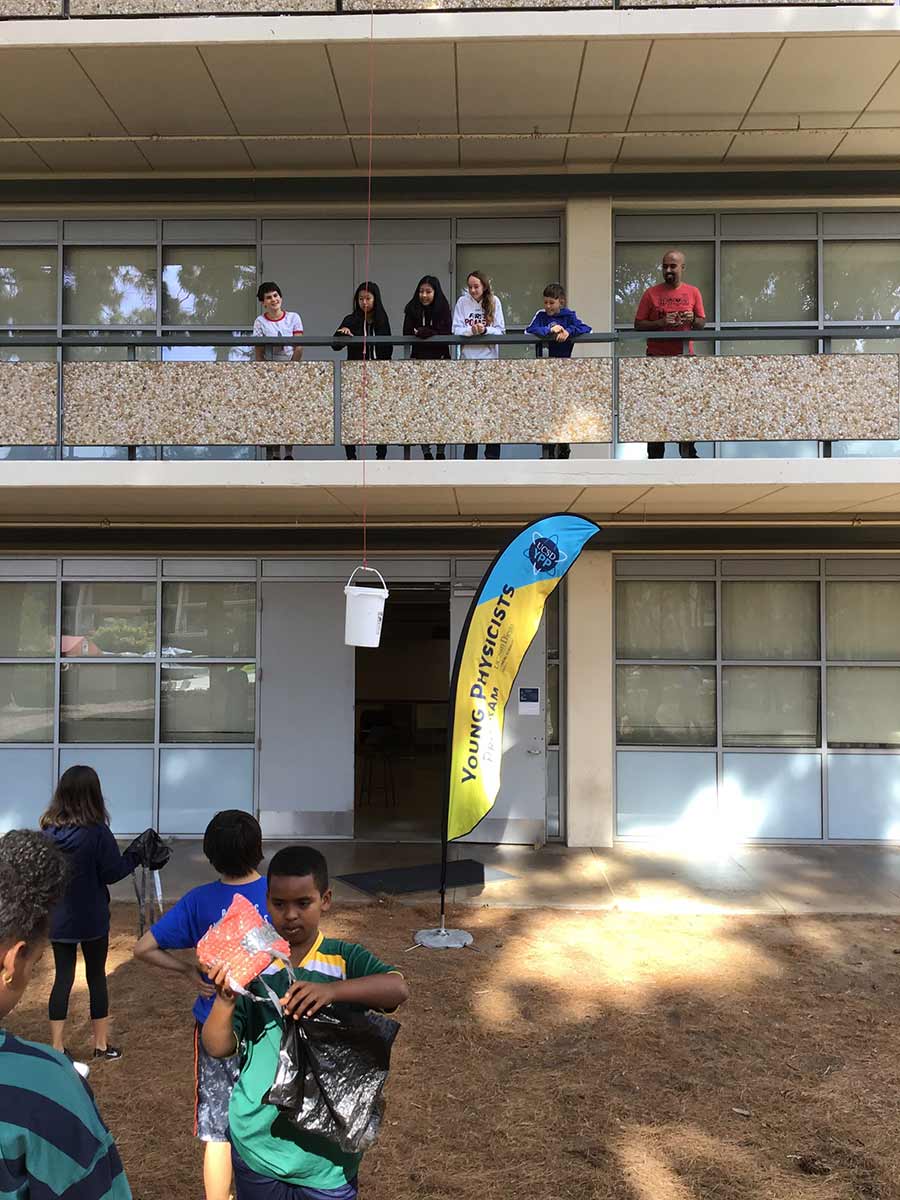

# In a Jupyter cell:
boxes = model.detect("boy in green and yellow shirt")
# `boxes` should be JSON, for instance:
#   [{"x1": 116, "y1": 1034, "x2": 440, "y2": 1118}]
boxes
[{"x1": 203, "y1": 845, "x2": 408, "y2": 1200}]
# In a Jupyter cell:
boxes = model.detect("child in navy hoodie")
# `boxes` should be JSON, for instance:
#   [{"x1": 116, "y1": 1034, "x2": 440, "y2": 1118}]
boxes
[
  {"x1": 526, "y1": 283, "x2": 592, "y2": 459},
  {"x1": 41, "y1": 765, "x2": 142, "y2": 1064}
]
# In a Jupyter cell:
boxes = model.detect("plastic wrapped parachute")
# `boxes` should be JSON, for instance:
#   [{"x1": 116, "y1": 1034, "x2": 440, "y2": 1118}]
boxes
[
  {"x1": 197, "y1": 893, "x2": 290, "y2": 993},
  {"x1": 265, "y1": 1003, "x2": 401, "y2": 1154}
]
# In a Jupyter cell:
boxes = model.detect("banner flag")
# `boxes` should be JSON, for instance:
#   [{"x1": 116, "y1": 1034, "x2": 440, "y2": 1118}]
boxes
[{"x1": 446, "y1": 514, "x2": 600, "y2": 843}]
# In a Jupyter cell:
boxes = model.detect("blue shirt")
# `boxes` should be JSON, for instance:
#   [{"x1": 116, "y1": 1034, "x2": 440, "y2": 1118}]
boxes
[
  {"x1": 45, "y1": 824, "x2": 140, "y2": 943},
  {"x1": 526, "y1": 307, "x2": 592, "y2": 358},
  {"x1": 0, "y1": 1030, "x2": 132, "y2": 1198},
  {"x1": 151, "y1": 877, "x2": 269, "y2": 1024}
]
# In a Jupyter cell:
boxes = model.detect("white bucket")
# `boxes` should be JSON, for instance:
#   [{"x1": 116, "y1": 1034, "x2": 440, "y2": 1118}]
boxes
[{"x1": 344, "y1": 566, "x2": 389, "y2": 648}]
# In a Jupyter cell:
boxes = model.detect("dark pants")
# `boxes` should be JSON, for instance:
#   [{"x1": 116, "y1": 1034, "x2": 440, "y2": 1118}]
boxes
[
  {"x1": 344, "y1": 445, "x2": 387, "y2": 460},
  {"x1": 647, "y1": 441, "x2": 698, "y2": 459},
  {"x1": 49, "y1": 935, "x2": 109, "y2": 1021},
  {"x1": 231, "y1": 1147, "x2": 358, "y2": 1200},
  {"x1": 463, "y1": 444, "x2": 500, "y2": 460}
]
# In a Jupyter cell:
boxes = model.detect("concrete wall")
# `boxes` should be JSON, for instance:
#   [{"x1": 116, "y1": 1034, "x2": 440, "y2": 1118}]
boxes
[{"x1": 565, "y1": 549, "x2": 614, "y2": 848}]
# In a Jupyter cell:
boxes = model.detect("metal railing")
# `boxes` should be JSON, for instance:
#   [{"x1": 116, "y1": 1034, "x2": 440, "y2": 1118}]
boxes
[{"x1": 2, "y1": 325, "x2": 899, "y2": 460}]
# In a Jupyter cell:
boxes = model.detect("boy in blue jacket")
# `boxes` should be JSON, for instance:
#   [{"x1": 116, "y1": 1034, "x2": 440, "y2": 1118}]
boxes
[
  {"x1": 133, "y1": 810, "x2": 268, "y2": 1200},
  {"x1": 526, "y1": 282, "x2": 592, "y2": 460}
]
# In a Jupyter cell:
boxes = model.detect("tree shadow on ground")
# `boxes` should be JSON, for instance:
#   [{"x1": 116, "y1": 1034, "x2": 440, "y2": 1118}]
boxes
[{"x1": 8, "y1": 900, "x2": 900, "y2": 1200}]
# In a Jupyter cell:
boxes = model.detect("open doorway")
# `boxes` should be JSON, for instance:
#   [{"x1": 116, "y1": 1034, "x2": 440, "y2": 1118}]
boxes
[{"x1": 354, "y1": 585, "x2": 450, "y2": 840}]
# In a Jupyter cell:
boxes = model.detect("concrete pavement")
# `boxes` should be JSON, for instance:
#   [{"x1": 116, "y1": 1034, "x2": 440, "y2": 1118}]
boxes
[{"x1": 111, "y1": 840, "x2": 900, "y2": 916}]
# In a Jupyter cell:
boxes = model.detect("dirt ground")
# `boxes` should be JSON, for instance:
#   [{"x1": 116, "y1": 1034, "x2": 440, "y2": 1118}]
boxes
[{"x1": 10, "y1": 901, "x2": 900, "y2": 1200}]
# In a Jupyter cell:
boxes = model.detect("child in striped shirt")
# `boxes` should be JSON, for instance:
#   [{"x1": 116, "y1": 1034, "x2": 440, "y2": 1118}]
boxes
[{"x1": 0, "y1": 829, "x2": 131, "y2": 1198}]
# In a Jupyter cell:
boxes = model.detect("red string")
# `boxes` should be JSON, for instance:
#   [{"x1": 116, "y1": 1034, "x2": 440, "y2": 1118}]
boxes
[{"x1": 360, "y1": 0, "x2": 376, "y2": 569}]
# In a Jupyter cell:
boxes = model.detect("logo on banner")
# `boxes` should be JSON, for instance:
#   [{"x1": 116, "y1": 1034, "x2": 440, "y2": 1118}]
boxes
[{"x1": 525, "y1": 532, "x2": 568, "y2": 577}]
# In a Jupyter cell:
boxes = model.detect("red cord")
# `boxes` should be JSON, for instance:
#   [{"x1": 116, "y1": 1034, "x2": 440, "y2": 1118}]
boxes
[{"x1": 360, "y1": 1, "x2": 376, "y2": 569}]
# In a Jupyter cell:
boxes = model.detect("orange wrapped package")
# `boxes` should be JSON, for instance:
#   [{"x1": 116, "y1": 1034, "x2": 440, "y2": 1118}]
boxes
[{"x1": 197, "y1": 893, "x2": 290, "y2": 992}]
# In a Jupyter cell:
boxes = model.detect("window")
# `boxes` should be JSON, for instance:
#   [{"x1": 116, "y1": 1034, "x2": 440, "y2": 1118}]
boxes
[
  {"x1": 61, "y1": 582, "x2": 157, "y2": 657},
  {"x1": 0, "y1": 248, "x2": 57, "y2": 326},
  {"x1": 161, "y1": 583, "x2": 256, "y2": 658},
  {"x1": 162, "y1": 247, "x2": 256, "y2": 327},
  {"x1": 63, "y1": 247, "x2": 157, "y2": 326},
  {"x1": 616, "y1": 580, "x2": 715, "y2": 661},
  {"x1": 614, "y1": 241, "x2": 714, "y2": 358},
  {"x1": 722, "y1": 581, "x2": 819, "y2": 660},
  {"x1": 0, "y1": 583, "x2": 55, "y2": 657},
  {"x1": 616, "y1": 664, "x2": 716, "y2": 747},
  {"x1": 827, "y1": 667, "x2": 900, "y2": 749},
  {"x1": 824, "y1": 241, "x2": 900, "y2": 322},
  {"x1": 826, "y1": 581, "x2": 900, "y2": 660},
  {"x1": 59, "y1": 663, "x2": 155, "y2": 743},
  {"x1": 455, "y1": 244, "x2": 560, "y2": 330},
  {"x1": 160, "y1": 663, "x2": 256, "y2": 743},
  {"x1": 723, "y1": 666, "x2": 820, "y2": 748},
  {"x1": 720, "y1": 242, "x2": 817, "y2": 323},
  {"x1": 0, "y1": 665, "x2": 53, "y2": 743}
]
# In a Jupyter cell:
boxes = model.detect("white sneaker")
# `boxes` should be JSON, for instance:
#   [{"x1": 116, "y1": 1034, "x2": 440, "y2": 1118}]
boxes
[{"x1": 63, "y1": 1050, "x2": 90, "y2": 1079}]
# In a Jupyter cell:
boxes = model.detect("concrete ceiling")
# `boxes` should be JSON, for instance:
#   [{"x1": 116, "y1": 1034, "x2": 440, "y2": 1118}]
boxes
[
  {"x1": 2, "y1": 29, "x2": 900, "y2": 175},
  {"x1": 4, "y1": 460, "x2": 900, "y2": 526}
]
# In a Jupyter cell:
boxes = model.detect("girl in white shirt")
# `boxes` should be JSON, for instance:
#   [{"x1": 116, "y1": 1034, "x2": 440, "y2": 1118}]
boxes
[
  {"x1": 451, "y1": 271, "x2": 505, "y2": 459},
  {"x1": 253, "y1": 281, "x2": 303, "y2": 461}
]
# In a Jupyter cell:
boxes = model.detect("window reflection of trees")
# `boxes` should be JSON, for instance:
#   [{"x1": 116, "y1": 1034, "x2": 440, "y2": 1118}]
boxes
[
  {"x1": 824, "y1": 241, "x2": 900, "y2": 322},
  {"x1": 63, "y1": 249, "x2": 157, "y2": 325}
]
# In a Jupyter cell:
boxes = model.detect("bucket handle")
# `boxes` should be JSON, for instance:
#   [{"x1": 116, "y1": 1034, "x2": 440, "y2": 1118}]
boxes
[{"x1": 345, "y1": 565, "x2": 388, "y2": 593}]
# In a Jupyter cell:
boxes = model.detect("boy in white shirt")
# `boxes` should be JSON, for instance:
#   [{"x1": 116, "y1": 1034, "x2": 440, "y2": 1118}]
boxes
[{"x1": 253, "y1": 281, "x2": 303, "y2": 461}]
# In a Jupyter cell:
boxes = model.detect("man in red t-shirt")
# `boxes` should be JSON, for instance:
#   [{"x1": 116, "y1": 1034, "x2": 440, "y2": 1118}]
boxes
[{"x1": 634, "y1": 249, "x2": 706, "y2": 459}]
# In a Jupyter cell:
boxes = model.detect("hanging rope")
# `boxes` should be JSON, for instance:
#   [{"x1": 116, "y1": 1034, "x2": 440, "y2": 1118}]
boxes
[{"x1": 359, "y1": 0, "x2": 377, "y2": 569}]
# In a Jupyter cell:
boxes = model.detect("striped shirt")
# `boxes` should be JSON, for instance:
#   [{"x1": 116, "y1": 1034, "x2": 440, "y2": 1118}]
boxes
[{"x1": 0, "y1": 1031, "x2": 132, "y2": 1199}]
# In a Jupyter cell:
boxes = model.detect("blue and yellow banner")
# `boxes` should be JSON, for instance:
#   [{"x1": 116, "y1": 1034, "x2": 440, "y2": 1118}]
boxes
[{"x1": 446, "y1": 514, "x2": 600, "y2": 842}]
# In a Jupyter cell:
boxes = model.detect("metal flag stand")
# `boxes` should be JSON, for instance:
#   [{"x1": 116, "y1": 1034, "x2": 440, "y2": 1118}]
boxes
[{"x1": 414, "y1": 535, "x2": 493, "y2": 951}]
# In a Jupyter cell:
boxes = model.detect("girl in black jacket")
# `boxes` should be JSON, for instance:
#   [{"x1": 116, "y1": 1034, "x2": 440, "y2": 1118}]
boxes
[
  {"x1": 333, "y1": 281, "x2": 393, "y2": 461},
  {"x1": 403, "y1": 275, "x2": 451, "y2": 460}
]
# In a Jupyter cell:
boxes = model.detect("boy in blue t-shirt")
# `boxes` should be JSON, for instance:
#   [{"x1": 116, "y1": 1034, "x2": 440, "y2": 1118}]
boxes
[{"x1": 133, "y1": 810, "x2": 268, "y2": 1200}]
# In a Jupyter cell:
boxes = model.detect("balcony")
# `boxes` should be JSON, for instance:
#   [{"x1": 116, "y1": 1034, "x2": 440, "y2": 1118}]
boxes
[
  {"x1": 2, "y1": 0, "x2": 885, "y2": 13},
  {"x1": 1, "y1": 330, "x2": 899, "y2": 456}
]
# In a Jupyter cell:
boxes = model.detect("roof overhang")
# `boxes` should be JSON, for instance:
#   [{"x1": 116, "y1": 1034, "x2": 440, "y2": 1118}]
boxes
[
  {"x1": 3, "y1": 9, "x2": 900, "y2": 178},
  {"x1": 4, "y1": 459, "x2": 900, "y2": 529}
]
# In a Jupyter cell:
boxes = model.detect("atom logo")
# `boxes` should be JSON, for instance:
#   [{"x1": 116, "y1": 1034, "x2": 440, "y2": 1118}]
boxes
[{"x1": 525, "y1": 532, "x2": 568, "y2": 576}]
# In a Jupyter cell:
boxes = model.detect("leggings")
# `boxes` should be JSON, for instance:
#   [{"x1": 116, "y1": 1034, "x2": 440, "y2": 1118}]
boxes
[{"x1": 48, "y1": 936, "x2": 109, "y2": 1021}]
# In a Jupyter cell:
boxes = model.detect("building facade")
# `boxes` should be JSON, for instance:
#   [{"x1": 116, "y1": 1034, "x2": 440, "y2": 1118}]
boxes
[{"x1": 1, "y1": 0, "x2": 900, "y2": 845}]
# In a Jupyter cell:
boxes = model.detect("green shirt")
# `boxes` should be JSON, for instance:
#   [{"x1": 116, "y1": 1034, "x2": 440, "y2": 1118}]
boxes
[{"x1": 229, "y1": 932, "x2": 395, "y2": 1190}]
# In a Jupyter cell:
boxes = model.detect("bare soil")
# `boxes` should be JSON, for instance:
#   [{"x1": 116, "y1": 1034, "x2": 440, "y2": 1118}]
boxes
[{"x1": 10, "y1": 902, "x2": 900, "y2": 1199}]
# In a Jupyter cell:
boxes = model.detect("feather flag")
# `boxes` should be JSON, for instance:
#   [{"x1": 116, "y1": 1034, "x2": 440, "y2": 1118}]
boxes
[{"x1": 446, "y1": 514, "x2": 600, "y2": 842}]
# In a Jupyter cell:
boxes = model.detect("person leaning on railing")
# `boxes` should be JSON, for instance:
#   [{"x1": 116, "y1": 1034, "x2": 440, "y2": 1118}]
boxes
[
  {"x1": 452, "y1": 270, "x2": 506, "y2": 461},
  {"x1": 253, "y1": 281, "x2": 304, "y2": 462},
  {"x1": 332, "y1": 281, "x2": 392, "y2": 462},
  {"x1": 634, "y1": 249, "x2": 706, "y2": 461},
  {"x1": 526, "y1": 282, "x2": 592, "y2": 461},
  {"x1": 404, "y1": 275, "x2": 452, "y2": 461}
]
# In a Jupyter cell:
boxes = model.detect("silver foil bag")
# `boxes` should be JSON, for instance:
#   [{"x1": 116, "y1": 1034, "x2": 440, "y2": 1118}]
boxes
[{"x1": 264, "y1": 1004, "x2": 400, "y2": 1154}]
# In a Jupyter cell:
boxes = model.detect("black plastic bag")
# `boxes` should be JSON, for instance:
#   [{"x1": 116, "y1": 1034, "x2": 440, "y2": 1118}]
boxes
[
  {"x1": 126, "y1": 828, "x2": 171, "y2": 871},
  {"x1": 264, "y1": 1003, "x2": 400, "y2": 1154}
]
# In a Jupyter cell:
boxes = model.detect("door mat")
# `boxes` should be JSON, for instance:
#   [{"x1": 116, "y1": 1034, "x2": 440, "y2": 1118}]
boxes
[{"x1": 337, "y1": 859, "x2": 515, "y2": 896}]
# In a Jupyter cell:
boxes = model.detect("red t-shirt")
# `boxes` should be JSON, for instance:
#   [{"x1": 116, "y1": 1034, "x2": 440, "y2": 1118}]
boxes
[{"x1": 635, "y1": 283, "x2": 706, "y2": 357}]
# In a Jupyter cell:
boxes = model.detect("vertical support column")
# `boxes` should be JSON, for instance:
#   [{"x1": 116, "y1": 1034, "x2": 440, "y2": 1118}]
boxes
[
  {"x1": 565, "y1": 549, "x2": 614, "y2": 848},
  {"x1": 566, "y1": 196, "x2": 613, "y2": 460},
  {"x1": 565, "y1": 196, "x2": 612, "y2": 359}
]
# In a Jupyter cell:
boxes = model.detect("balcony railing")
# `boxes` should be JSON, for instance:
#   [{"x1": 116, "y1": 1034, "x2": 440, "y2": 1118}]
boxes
[
  {"x1": 2, "y1": 0, "x2": 886, "y2": 16},
  {"x1": 1, "y1": 327, "x2": 899, "y2": 457}
]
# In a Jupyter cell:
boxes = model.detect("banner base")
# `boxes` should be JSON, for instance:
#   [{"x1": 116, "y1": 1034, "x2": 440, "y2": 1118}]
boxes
[{"x1": 415, "y1": 926, "x2": 473, "y2": 950}]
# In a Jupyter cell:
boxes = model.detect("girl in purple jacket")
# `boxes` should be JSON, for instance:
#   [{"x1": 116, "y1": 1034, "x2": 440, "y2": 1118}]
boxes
[{"x1": 41, "y1": 765, "x2": 140, "y2": 1063}]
